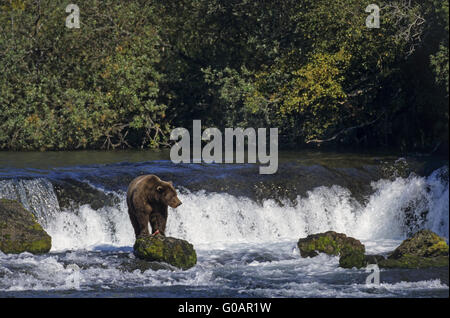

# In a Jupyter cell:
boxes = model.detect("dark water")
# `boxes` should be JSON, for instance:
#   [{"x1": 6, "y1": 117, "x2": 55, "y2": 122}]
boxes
[{"x1": 0, "y1": 151, "x2": 448, "y2": 297}]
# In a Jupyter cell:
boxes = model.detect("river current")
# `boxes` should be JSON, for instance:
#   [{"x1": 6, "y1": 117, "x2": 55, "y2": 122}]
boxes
[{"x1": 0, "y1": 151, "x2": 448, "y2": 297}]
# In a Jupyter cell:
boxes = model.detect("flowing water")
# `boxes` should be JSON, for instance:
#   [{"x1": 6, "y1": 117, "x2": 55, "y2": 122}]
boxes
[{"x1": 0, "y1": 150, "x2": 448, "y2": 297}]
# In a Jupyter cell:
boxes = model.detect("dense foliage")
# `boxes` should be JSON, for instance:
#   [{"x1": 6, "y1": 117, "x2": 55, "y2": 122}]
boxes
[{"x1": 0, "y1": 0, "x2": 448, "y2": 153}]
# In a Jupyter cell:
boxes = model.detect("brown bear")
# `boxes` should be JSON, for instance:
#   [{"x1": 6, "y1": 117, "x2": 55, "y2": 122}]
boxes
[{"x1": 126, "y1": 174, "x2": 182, "y2": 238}]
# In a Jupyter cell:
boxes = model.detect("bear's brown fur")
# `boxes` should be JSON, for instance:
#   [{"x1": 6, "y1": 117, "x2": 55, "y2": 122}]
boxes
[{"x1": 126, "y1": 174, "x2": 182, "y2": 238}]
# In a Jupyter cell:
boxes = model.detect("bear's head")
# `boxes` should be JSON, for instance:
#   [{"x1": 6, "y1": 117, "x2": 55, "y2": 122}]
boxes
[{"x1": 156, "y1": 181, "x2": 182, "y2": 208}]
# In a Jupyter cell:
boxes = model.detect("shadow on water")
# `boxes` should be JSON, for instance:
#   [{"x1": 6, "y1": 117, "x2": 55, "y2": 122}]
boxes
[{"x1": 91, "y1": 245, "x2": 133, "y2": 253}]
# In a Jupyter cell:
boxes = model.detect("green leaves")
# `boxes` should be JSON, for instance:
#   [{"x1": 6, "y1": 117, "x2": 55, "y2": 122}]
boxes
[
  {"x1": 0, "y1": 0, "x2": 169, "y2": 150},
  {"x1": 0, "y1": 0, "x2": 448, "y2": 152}
]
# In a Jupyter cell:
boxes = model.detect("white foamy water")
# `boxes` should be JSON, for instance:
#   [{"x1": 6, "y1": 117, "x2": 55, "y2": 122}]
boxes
[
  {"x1": 46, "y1": 198, "x2": 134, "y2": 251},
  {"x1": 0, "y1": 167, "x2": 448, "y2": 251},
  {"x1": 167, "y1": 166, "x2": 448, "y2": 245},
  {"x1": 0, "y1": 178, "x2": 60, "y2": 227},
  {"x1": 0, "y1": 241, "x2": 447, "y2": 297}
]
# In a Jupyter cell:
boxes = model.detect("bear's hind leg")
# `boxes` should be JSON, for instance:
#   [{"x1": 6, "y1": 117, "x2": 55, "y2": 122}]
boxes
[
  {"x1": 128, "y1": 210, "x2": 140, "y2": 238},
  {"x1": 136, "y1": 212, "x2": 151, "y2": 238},
  {"x1": 150, "y1": 213, "x2": 166, "y2": 236}
]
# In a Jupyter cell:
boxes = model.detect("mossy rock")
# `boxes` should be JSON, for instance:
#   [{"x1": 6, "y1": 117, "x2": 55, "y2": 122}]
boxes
[
  {"x1": 377, "y1": 230, "x2": 449, "y2": 269},
  {"x1": 388, "y1": 229, "x2": 449, "y2": 259},
  {"x1": 133, "y1": 235, "x2": 197, "y2": 270},
  {"x1": 0, "y1": 198, "x2": 52, "y2": 254},
  {"x1": 364, "y1": 254, "x2": 386, "y2": 265},
  {"x1": 339, "y1": 251, "x2": 366, "y2": 269},
  {"x1": 297, "y1": 231, "x2": 366, "y2": 268},
  {"x1": 378, "y1": 255, "x2": 449, "y2": 269}
]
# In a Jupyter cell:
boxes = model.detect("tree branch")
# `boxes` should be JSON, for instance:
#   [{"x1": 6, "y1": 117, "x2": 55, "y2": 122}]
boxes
[{"x1": 306, "y1": 112, "x2": 385, "y2": 145}]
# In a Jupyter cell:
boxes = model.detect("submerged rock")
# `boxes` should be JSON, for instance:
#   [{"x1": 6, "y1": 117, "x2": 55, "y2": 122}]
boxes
[
  {"x1": 119, "y1": 258, "x2": 177, "y2": 272},
  {"x1": 133, "y1": 235, "x2": 197, "y2": 270},
  {"x1": 297, "y1": 231, "x2": 366, "y2": 268},
  {"x1": 378, "y1": 230, "x2": 449, "y2": 269},
  {"x1": 0, "y1": 198, "x2": 51, "y2": 254}
]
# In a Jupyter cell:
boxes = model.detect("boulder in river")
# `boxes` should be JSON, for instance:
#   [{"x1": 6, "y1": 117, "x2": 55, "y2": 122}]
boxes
[
  {"x1": 133, "y1": 235, "x2": 197, "y2": 270},
  {"x1": 377, "y1": 230, "x2": 449, "y2": 269},
  {"x1": 297, "y1": 231, "x2": 366, "y2": 268},
  {"x1": 364, "y1": 254, "x2": 386, "y2": 265},
  {"x1": 0, "y1": 198, "x2": 52, "y2": 254}
]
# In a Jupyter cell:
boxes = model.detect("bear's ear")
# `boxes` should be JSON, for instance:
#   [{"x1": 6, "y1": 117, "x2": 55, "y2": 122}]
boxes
[{"x1": 156, "y1": 185, "x2": 164, "y2": 192}]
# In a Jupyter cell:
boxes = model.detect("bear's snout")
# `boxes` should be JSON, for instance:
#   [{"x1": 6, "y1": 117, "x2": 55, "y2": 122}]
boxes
[{"x1": 169, "y1": 197, "x2": 182, "y2": 208}]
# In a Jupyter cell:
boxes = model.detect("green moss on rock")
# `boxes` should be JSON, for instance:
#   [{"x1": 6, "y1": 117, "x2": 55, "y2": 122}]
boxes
[
  {"x1": 378, "y1": 255, "x2": 449, "y2": 268},
  {"x1": 389, "y1": 229, "x2": 449, "y2": 259},
  {"x1": 133, "y1": 235, "x2": 197, "y2": 270},
  {"x1": 0, "y1": 198, "x2": 52, "y2": 254},
  {"x1": 297, "y1": 231, "x2": 366, "y2": 268},
  {"x1": 378, "y1": 230, "x2": 449, "y2": 269},
  {"x1": 339, "y1": 251, "x2": 366, "y2": 269},
  {"x1": 364, "y1": 254, "x2": 386, "y2": 265}
]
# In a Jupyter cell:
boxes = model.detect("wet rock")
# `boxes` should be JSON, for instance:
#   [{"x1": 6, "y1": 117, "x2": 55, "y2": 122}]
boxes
[
  {"x1": 133, "y1": 235, "x2": 197, "y2": 270},
  {"x1": 378, "y1": 255, "x2": 449, "y2": 268},
  {"x1": 339, "y1": 251, "x2": 366, "y2": 269},
  {"x1": 379, "y1": 158, "x2": 413, "y2": 180},
  {"x1": 0, "y1": 198, "x2": 51, "y2": 254},
  {"x1": 297, "y1": 231, "x2": 365, "y2": 268},
  {"x1": 364, "y1": 254, "x2": 386, "y2": 265},
  {"x1": 119, "y1": 258, "x2": 176, "y2": 272},
  {"x1": 378, "y1": 230, "x2": 449, "y2": 269},
  {"x1": 52, "y1": 179, "x2": 119, "y2": 210},
  {"x1": 389, "y1": 229, "x2": 448, "y2": 258}
]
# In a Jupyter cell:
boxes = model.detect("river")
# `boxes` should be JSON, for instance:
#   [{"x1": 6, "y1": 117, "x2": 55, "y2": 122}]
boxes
[{"x1": 0, "y1": 150, "x2": 448, "y2": 297}]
